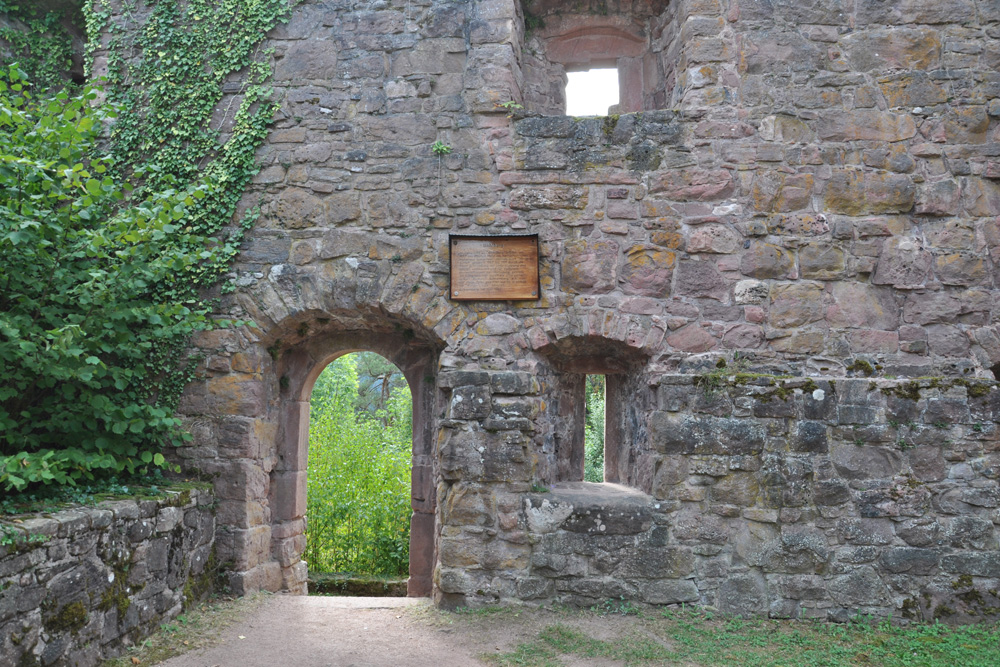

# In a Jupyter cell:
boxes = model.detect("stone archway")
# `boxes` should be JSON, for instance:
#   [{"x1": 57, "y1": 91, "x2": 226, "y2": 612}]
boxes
[{"x1": 271, "y1": 330, "x2": 440, "y2": 596}]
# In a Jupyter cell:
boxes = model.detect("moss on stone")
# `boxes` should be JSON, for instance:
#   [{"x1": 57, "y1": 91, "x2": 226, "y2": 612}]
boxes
[
  {"x1": 901, "y1": 597, "x2": 919, "y2": 620},
  {"x1": 933, "y1": 604, "x2": 955, "y2": 620},
  {"x1": 45, "y1": 600, "x2": 88, "y2": 634},
  {"x1": 98, "y1": 574, "x2": 132, "y2": 618},
  {"x1": 165, "y1": 488, "x2": 193, "y2": 508},
  {"x1": 183, "y1": 550, "x2": 218, "y2": 610},
  {"x1": 881, "y1": 381, "x2": 922, "y2": 401},
  {"x1": 952, "y1": 377, "x2": 994, "y2": 398},
  {"x1": 602, "y1": 114, "x2": 619, "y2": 141},
  {"x1": 846, "y1": 359, "x2": 875, "y2": 376}
]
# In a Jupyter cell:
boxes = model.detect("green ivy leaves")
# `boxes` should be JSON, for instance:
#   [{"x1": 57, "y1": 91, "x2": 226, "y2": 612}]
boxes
[{"x1": 1, "y1": 1, "x2": 294, "y2": 492}]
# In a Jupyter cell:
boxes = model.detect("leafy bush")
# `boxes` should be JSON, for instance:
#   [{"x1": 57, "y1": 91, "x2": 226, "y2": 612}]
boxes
[
  {"x1": 305, "y1": 354, "x2": 413, "y2": 577},
  {"x1": 0, "y1": 66, "x2": 224, "y2": 491}
]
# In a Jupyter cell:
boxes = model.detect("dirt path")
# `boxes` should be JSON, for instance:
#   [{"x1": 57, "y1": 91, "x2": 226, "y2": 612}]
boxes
[{"x1": 157, "y1": 596, "x2": 508, "y2": 667}]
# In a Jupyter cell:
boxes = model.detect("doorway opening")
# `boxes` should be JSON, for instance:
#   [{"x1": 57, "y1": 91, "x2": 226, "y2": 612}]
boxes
[
  {"x1": 584, "y1": 374, "x2": 606, "y2": 481},
  {"x1": 566, "y1": 68, "x2": 620, "y2": 116},
  {"x1": 305, "y1": 352, "x2": 413, "y2": 593}
]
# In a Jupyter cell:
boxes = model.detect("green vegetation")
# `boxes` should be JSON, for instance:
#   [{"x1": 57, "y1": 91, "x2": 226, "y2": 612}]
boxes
[
  {"x1": 0, "y1": 68, "x2": 217, "y2": 490},
  {"x1": 485, "y1": 606, "x2": 1000, "y2": 667},
  {"x1": 431, "y1": 140, "x2": 453, "y2": 155},
  {"x1": 44, "y1": 601, "x2": 89, "y2": 635},
  {"x1": 0, "y1": 1, "x2": 78, "y2": 91},
  {"x1": 0, "y1": 471, "x2": 204, "y2": 515},
  {"x1": 583, "y1": 375, "x2": 605, "y2": 482},
  {"x1": 0, "y1": 524, "x2": 48, "y2": 550},
  {"x1": 0, "y1": 0, "x2": 293, "y2": 492},
  {"x1": 305, "y1": 353, "x2": 413, "y2": 577}
]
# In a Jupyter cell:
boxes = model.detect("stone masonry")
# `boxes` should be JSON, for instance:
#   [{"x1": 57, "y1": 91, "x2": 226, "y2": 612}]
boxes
[
  {"x1": 0, "y1": 488, "x2": 216, "y2": 667},
  {"x1": 91, "y1": 0, "x2": 1000, "y2": 620}
]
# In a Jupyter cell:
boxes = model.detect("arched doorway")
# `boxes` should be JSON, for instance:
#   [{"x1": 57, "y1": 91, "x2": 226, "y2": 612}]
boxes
[
  {"x1": 305, "y1": 351, "x2": 413, "y2": 586},
  {"x1": 271, "y1": 331, "x2": 438, "y2": 596}
]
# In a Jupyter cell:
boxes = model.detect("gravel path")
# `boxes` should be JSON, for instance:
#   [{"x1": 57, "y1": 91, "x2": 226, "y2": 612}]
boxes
[{"x1": 157, "y1": 596, "x2": 492, "y2": 667}]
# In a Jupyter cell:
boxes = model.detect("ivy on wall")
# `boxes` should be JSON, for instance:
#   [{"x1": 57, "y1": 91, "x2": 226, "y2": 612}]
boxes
[
  {"x1": 0, "y1": 1, "x2": 296, "y2": 491},
  {"x1": 0, "y1": 0, "x2": 77, "y2": 91},
  {"x1": 94, "y1": 0, "x2": 296, "y2": 292}
]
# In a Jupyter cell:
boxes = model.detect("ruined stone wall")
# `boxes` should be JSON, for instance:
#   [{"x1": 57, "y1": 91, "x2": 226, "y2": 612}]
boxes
[
  {"x1": 0, "y1": 488, "x2": 216, "y2": 667},
  {"x1": 111, "y1": 0, "x2": 1000, "y2": 620}
]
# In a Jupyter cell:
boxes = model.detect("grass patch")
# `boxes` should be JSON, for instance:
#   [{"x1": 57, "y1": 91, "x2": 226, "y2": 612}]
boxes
[
  {"x1": 101, "y1": 593, "x2": 270, "y2": 667},
  {"x1": 485, "y1": 606, "x2": 1000, "y2": 667}
]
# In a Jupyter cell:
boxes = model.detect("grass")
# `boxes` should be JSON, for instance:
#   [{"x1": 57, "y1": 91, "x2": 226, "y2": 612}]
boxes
[
  {"x1": 482, "y1": 605, "x2": 1000, "y2": 667},
  {"x1": 101, "y1": 593, "x2": 270, "y2": 666}
]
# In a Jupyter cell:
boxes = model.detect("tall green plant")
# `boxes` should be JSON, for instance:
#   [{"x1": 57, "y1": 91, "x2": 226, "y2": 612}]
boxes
[
  {"x1": 306, "y1": 355, "x2": 413, "y2": 577},
  {"x1": 0, "y1": 66, "x2": 221, "y2": 490}
]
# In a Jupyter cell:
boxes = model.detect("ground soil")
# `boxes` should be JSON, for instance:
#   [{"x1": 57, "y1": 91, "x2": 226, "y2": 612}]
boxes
[{"x1": 154, "y1": 595, "x2": 638, "y2": 667}]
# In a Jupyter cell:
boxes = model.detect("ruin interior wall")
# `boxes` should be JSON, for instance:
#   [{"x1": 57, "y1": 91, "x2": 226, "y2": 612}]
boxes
[
  {"x1": 87, "y1": 0, "x2": 1000, "y2": 621},
  {"x1": 0, "y1": 489, "x2": 216, "y2": 667}
]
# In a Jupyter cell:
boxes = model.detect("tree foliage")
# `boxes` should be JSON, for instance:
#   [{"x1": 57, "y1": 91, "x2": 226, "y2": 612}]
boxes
[
  {"x1": 305, "y1": 354, "x2": 413, "y2": 577},
  {"x1": 0, "y1": 66, "x2": 230, "y2": 490}
]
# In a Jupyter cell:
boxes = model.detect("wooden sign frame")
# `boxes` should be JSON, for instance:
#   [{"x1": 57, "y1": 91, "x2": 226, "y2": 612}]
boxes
[{"x1": 449, "y1": 234, "x2": 540, "y2": 301}]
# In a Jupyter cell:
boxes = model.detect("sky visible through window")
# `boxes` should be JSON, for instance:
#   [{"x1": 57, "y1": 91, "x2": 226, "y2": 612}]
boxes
[{"x1": 566, "y1": 68, "x2": 620, "y2": 116}]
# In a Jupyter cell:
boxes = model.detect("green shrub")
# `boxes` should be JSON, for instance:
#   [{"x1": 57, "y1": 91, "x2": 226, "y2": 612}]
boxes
[
  {"x1": 0, "y1": 66, "x2": 224, "y2": 491},
  {"x1": 305, "y1": 354, "x2": 413, "y2": 577}
]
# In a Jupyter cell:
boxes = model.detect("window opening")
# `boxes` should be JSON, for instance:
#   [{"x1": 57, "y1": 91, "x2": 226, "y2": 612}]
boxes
[
  {"x1": 566, "y1": 68, "x2": 620, "y2": 116},
  {"x1": 305, "y1": 351, "x2": 412, "y2": 581},
  {"x1": 584, "y1": 374, "x2": 606, "y2": 482}
]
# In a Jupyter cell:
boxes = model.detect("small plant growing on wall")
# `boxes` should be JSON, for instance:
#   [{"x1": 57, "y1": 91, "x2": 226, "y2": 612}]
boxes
[{"x1": 431, "y1": 140, "x2": 452, "y2": 155}]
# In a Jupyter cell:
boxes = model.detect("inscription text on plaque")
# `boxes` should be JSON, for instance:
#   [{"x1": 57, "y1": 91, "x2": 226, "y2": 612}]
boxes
[{"x1": 449, "y1": 235, "x2": 540, "y2": 301}]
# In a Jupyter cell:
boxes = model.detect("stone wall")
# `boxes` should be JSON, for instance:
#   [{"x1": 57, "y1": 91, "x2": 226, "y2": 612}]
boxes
[
  {"x1": 0, "y1": 488, "x2": 216, "y2": 667},
  {"x1": 88, "y1": 0, "x2": 1000, "y2": 620},
  {"x1": 513, "y1": 376, "x2": 1000, "y2": 622}
]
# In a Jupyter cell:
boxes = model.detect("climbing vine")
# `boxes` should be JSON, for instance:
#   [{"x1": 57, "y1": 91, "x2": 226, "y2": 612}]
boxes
[
  {"x1": 0, "y1": 1, "x2": 77, "y2": 91},
  {"x1": 0, "y1": 1, "x2": 296, "y2": 491},
  {"x1": 96, "y1": 0, "x2": 295, "y2": 291}
]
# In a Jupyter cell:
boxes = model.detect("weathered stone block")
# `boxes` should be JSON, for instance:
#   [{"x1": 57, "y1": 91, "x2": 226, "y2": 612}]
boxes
[
  {"x1": 873, "y1": 237, "x2": 932, "y2": 288},
  {"x1": 561, "y1": 239, "x2": 619, "y2": 294},
  {"x1": 649, "y1": 168, "x2": 735, "y2": 201},
  {"x1": 619, "y1": 245, "x2": 675, "y2": 297},
  {"x1": 824, "y1": 170, "x2": 915, "y2": 215},
  {"x1": 449, "y1": 385, "x2": 492, "y2": 420},
  {"x1": 640, "y1": 579, "x2": 700, "y2": 605},
  {"x1": 674, "y1": 260, "x2": 727, "y2": 300},
  {"x1": 740, "y1": 243, "x2": 795, "y2": 279},
  {"x1": 769, "y1": 283, "x2": 825, "y2": 329},
  {"x1": 718, "y1": 572, "x2": 768, "y2": 617}
]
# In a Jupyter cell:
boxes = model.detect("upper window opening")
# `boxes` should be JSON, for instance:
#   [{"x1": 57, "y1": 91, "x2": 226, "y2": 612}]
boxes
[
  {"x1": 519, "y1": 1, "x2": 675, "y2": 116},
  {"x1": 566, "y1": 68, "x2": 620, "y2": 117}
]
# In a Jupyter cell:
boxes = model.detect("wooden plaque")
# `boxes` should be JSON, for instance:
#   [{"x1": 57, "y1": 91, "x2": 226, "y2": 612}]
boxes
[{"x1": 449, "y1": 235, "x2": 540, "y2": 301}]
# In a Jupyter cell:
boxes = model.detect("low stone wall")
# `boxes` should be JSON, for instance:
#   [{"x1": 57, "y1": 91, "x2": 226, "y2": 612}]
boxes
[
  {"x1": 504, "y1": 377, "x2": 1000, "y2": 622},
  {"x1": 0, "y1": 487, "x2": 216, "y2": 667}
]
